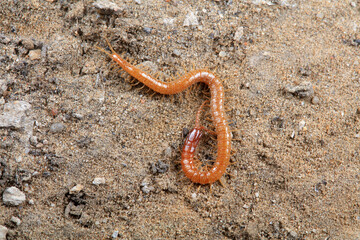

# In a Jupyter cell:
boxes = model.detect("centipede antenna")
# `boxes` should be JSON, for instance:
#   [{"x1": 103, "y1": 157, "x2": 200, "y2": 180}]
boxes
[{"x1": 104, "y1": 37, "x2": 116, "y2": 54}]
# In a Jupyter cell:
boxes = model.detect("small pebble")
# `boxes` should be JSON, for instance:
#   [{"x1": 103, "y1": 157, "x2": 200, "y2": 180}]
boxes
[
  {"x1": 290, "y1": 130, "x2": 296, "y2": 139},
  {"x1": 140, "y1": 178, "x2": 154, "y2": 194},
  {"x1": 151, "y1": 160, "x2": 169, "y2": 174},
  {"x1": 49, "y1": 122, "x2": 66, "y2": 133},
  {"x1": 219, "y1": 51, "x2": 227, "y2": 58},
  {"x1": 285, "y1": 81, "x2": 314, "y2": 98},
  {"x1": 21, "y1": 38, "x2": 35, "y2": 50},
  {"x1": 28, "y1": 199, "x2": 34, "y2": 205},
  {"x1": 234, "y1": 26, "x2": 244, "y2": 41},
  {"x1": 183, "y1": 11, "x2": 199, "y2": 27},
  {"x1": 298, "y1": 120, "x2": 306, "y2": 131},
  {"x1": 288, "y1": 229, "x2": 298, "y2": 238},
  {"x1": 350, "y1": 2, "x2": 357, "y2": 7},
  {"x1": 311, "y1": 96, "x2": 319, "y2": 105},
  {"x1": 0, "y1": 225, "x2": 8, "y2": 240},
  {"x1": 10, "y1": 216, "x2": 21, "y2": 226},
  {"x1": 0, "y1": 34, "x2": 10, "y2": 44},
  {"x1": 29, "y1": 136, "x2": 38, "y2": 146},
  {"x1": 191, "y1": 193, "x2": 197, "y2": 199},
  {"x1": 111, "y1": 230, "x2": 119, "y2": 238},
  {"x1": 92, "y1": 177, "x2": 106, "y2": 185},
  {"x1": 93, "y1": 0, "x2": 123, "y2": 15},
  {"x1": 143, "y1": 27, "x2": 152, "y2": 34},
  {"x1": 172, "y1": 49, "x2": 181, "y2": 57},
  {"x1": 72, "y1": 112, "x2": 84, "y2": 120},
  {"x1": 243, "y1": 204, "x2": 249, "y2": 209},
  {"x1": 2, "y1": 187, "x2": 26, "y2": 206},
  {"x1": 28, "y1": 49, "x2": 41, "y2": 60},
  {"x1": 69, "y1": 184, "x2": 84, "y2": 194},
  {"x1": 134, "y1": 0, "x2": 141, "y2": 4}
]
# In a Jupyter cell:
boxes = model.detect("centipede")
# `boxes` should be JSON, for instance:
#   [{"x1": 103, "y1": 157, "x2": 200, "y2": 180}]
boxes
[{"x1": 97, "y1": 39, "x2": 232, "y2": 185}]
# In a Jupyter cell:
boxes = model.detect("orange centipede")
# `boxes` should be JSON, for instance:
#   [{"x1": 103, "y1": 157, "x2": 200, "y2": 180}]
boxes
[{"x1": 97, "y1": 39, "x2": 231, "y2": 185}]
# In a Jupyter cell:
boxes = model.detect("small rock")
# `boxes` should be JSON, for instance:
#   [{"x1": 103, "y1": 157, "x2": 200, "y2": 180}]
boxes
[
  {"x1": 69, "y1": 184, "x2": 84, "y2": 194},
  {"x1": 92, "y1": 177, "x2": 106, "y2": 185},
  {"x1": 298, "y1": 120, "x2": 306, "y2": 131},
  {"x1": 72, "y1": 112, "x2": 84, "y2": 120},
  {"x1": 285, "y1": 81, "x2": 314, "y2": 98},
  {"x1": 0, "y1": 225, "x2": 8, "y2": 240},
  {"x1": 356, "y1": 108, "x2": 360, "y2": 115},
  {"x1": 183, "y1": 11, "x2": 199, "y2": 27},
  {"x1": 28, "y1": 199, "x2": 34, "y2": 205},
  {"x1": 28, "y1": 49, "x2": 42, "y2": 60},
  {"x1": 140, "y1": 178, "x2": 154, "y2": 194},
  {"x1": 172, "y1": 49, "x2": 181, "y2": 57},
  {"x1": 288, "y1": 230, "x2": 298, "y2": 239},
  {"x1": 143, "y1": 27, "x2": 152, "y2": 34},
  {"x1": 350, "y1": 2, "x2": 357, "y2": 7},
  {"x1": 0, "y1": 34, "x2": 10, "y2": 44},
  {"x1": 29, "y1": 136, "x2": 38, "y2": 146},
  {"x1": 10, "y1": 216, "x2": 21, "y2": 226},
  {"x1": 0, "y1": 101, "x2": 32, "y2": 129},
  {"x1": 290, "y1": 130, "x2": 296, "y2": 139},
  {"x1": 134, "y1": 0, "x2": 141, "y2": 4},
  {"x1": 2, "y1": 187, "x2": 26, "y2": 206},
  {"x1": 111, "y1": 230, "x2": 119, "y2": 238},
  {"x1": 21, "y1": 38, "x2": 35, "y2": 50},
  {"x1": 234, "y1": 26, "x2": 244, "y2": 41},
  {"x1": 311, "y1": 96, "x2": 319, "y2": 105},
  {"x1": 151, "y1": 160, "x2": 169, "y2": 174},
  {"x1": 93, "y1": 0, "x2": 123, "y2": 15},
  {"x1": 191, "y1": 193, "x2": 197, "y2": 199},
  {"x1": 219, "y1": 51, "x2": 227, "y2": 58},
  {"x1": 243, "y1": 204, "x2": 249, "y2": 209},
  {"x1": 49, "y1": 122, "x2": 66, "y2": 133}
]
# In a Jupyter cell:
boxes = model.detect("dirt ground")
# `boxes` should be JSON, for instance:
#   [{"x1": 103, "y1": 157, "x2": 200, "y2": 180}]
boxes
[{"x1": 0, "y1": 0, "x2": 359, "y2": 239}]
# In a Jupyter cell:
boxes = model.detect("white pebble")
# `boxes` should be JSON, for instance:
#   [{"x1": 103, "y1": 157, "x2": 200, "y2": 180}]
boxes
[
  {"x1": 69, "y1": 184, "x2": 84, "y2": 194},
  {"x1": 298, "y1": 120, "x2": 306, "y2": 131},
  {"x1": 92, "y1": 177, "x2": 106, "y2": 185},
  {"x1": 2, "y1": 187, "x2": 26, "y2": 206},
  {"x1": 183, "y1": 11, "x2": 199, "y2": 27},
  {"x1": 0, "y1": 225, "x2": 8, "y2": 240},
  {"x1": 10, "y1": 216, "x2": 21, "y2": 226},
  {"x1": 219, "y1": 51, "x2": 227, "y2": 58},
  {"x1": 234, "y1": 26, "x2": 244, "y2": 41}
]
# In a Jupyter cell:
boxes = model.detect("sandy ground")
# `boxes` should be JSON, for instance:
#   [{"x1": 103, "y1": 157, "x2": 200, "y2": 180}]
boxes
[{"x1": 0, "y1": 0, "x2": 360, "y2": 239}]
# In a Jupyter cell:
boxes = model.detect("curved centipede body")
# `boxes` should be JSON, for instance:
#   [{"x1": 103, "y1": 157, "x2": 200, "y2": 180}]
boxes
[{"x1": 97, "y1": 40, "x2": 232, "y2": 185}]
